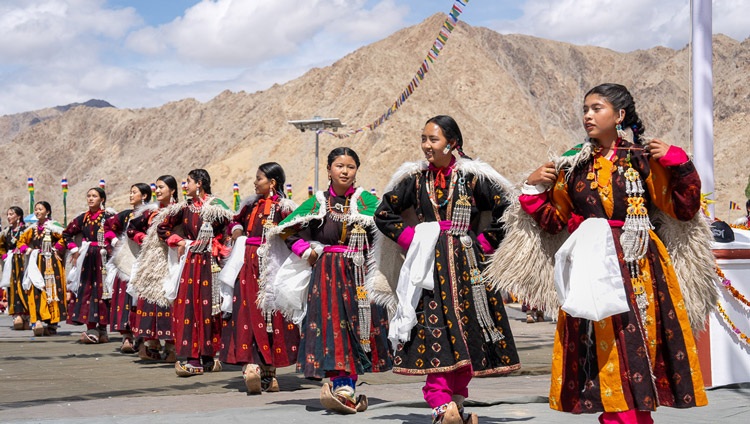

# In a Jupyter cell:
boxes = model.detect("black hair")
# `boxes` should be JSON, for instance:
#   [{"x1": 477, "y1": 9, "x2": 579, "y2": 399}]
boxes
[
  {"x1": 188, "y1": 169, "x2": 212, "y2": 195},
  {"x1": 258, "y1": 162, "x2": 287, "y2": 198},
  {"x1": 425, "y1": 115, "x2": 471, "y2": 159},
  {"x1": 585, "y1": 83, "x2": 646, "y2": 144},
  {"x1": 8, "y1": 206, "x2": 24, "y2": 224},
  {"x1": 327, "y1": 147, "x2": 361, "y2": 168},
  {"x1": 88, "y1": 187, "x2": 107, "y2": 208},
  {"x1": 157, "y1": 175, "x2": 179, "y2": 203},
  {"x1": 35, "y1": 201, "x2": 52, "y2": 218},
  {"x1": 746, "y1": 199, "x2": 750, "y2": 210},
  {"x1": 132, "y1": 183, "x2": 152, "y2": 203}
]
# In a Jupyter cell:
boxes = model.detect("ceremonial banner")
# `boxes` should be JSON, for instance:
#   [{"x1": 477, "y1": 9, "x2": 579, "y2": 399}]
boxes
[{"x1": 320, "y1": 0, "x2": 470, "y2": 138}]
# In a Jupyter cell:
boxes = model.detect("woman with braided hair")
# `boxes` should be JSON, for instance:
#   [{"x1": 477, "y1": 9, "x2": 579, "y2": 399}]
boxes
[
  {"x1": 64, "y1": 188, "x2": 115, "y2": 344},
  {"x1": 17, "y1": 201, "x2": 66, "y2": 336},
  {"x1": 513, "y1": 83, "x2": 710, "y2": 423},
  {"x1": 157, "y1": 169, "x2": 233, "y2": 376},
  {"x1": 1, "y1": 206, "x2": 29, "y2": 330},
  {"x1": 375, "y1": 115, "x2": 520, "y2": 424}
]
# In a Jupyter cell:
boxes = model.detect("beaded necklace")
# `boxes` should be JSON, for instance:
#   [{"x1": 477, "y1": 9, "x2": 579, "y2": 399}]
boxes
[
  {"x1": 426, "y1": 171, "x2": 457, "y2": 209},
  {"x1": 7, "y1": 224, "x2": 23, "y2": 246}
]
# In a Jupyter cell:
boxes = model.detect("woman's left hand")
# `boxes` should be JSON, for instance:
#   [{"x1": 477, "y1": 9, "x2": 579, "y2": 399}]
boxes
[{"x1": 645, "y1": 138, "x2": 670, "y2": 160}]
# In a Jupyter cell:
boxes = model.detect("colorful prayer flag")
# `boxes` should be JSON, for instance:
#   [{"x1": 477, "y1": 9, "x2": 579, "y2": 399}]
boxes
[
  {"x1": 233, "y1": 182, "x2": 240, "y2": 211},
  {"x1": 28, "y1": 177, "x2": 34, "y2": 214},
  {"x1": 61, "y1": 178, "x2": 68, "y2": 225}
]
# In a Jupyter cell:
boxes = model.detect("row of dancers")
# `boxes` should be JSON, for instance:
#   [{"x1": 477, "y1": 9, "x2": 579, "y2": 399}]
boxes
[{"x1": 0, "y1": 84, "x2": 715, "y2": 424}]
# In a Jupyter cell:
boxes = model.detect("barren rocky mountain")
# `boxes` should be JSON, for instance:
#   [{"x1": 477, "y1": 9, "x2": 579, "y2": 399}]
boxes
[{"x1": 1, "y1": 14, "x2": 748, "y2": 222}]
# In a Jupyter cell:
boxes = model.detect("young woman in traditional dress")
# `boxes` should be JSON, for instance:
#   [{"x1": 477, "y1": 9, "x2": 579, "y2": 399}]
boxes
[
  {"x1": 104, "y1": 183, "x2": 151, "y2": 353},
  {"x1": 157, "y1": 169, "x2": 233, "y2": 376},
  {"x1": 1, "y1": 206, "x2": 29, "y2": 330},
  {"x1": 64, "y1": 188, "x2": 115, "y2": 344},
  {"x1": 495, "y1": 83, "x2": 712, "y2": 424},
  {"x1": 17, "y1": 202, "x2": 66, "y2": 336},
  {"x1": 375, "y1": 116, "x2": 521, "y2": 424},
  {"x1": 219, "y1": 162, "x2": 300, "y2": 394},
  {"x1": 264, "y1": 147, "x2": 393, "y2": 414},
  {"x1": 127, "y1": 175, "x2": 179, "y2": 362}
]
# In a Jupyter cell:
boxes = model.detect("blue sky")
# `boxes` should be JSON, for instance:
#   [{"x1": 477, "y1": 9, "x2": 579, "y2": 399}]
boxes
[{"x1": 0, "y1": 0, "x2": 747, "y2": 115}]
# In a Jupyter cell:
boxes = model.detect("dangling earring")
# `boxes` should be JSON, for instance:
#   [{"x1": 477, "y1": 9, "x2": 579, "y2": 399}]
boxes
[
  {"x1": 442, "y1": 145, "x2": 451, "y2": 154},
  {"x1": 196, "y1": 187, "x2": 201, "y2": 197},
  {"x1": 616, "y1": 123, "x2": 626, "y2": 139}
]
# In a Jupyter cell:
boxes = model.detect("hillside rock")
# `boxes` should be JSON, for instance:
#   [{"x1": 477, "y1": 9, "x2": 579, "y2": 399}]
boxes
[{"x1": 0, "y1": 15, "x2": 747, "y2": 222}]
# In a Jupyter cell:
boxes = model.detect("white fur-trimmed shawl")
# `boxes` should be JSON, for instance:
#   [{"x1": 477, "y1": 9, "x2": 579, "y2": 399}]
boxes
[
  {"x1": 482, "y1": 143, "x2": 719, "y2": 330},
  {"x1": 129, "y1": 199, "x2": 234, "y2": 306},
  {"x1": 260, "y1": 188, "x2": 396, "y2": 317},
  {"x1": 376, "y1": 157, "x2": 517, "y2": 298}
]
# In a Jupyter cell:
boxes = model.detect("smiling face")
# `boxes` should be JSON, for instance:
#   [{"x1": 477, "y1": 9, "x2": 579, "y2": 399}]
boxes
[
  {"x1": 254, "y1": 169, "x2": 274, "y2": 197},
  {"x1": 6, "y1": 208, "x2": 20, "y2": 226},
  {"x1": 34, "y1": 203, "x2": 50, "y2": 222},
  {"x1": 421, "y1": 122, "x2": 454, "y2": 167},
  {"x1": 87, "y1": 189, "x2": 103, "y2": 210},
  {"x1": 583, "y1": 93, "x2": 623, "y2": 143},
  {"x1": 327, "y1": 154, "x2": 358, "y2": 193},
  {"x1": 155, "y1": 180, "x2": 175, "y2": 205}
]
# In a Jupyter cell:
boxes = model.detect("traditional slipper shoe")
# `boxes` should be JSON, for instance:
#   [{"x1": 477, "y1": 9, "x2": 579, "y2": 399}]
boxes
[
  {"x1": 319, "y1": 383, "x2": 358, "y2": 415},
  {"x1": 120, "y1": 338, "x2": 135, "y2": 353},
  {"x1": 32, "y1": 322, "x2": 45, "y2": 337},
  {"x1": 97, "y1": 328, "x2": 109, "y2": 343},
  {"x1": 208, "y1": 360, "x2": 222, "y2": 372},
  {"x1": 243, "y1": 364, "x2": 262, "y2": 394},
  {"x1": 262, "y1": 377, "x2": 280, "y2": 393},
  {"x1": 163, "y1": 345, "x2": 177, "y2": 363},
  {"x1": 13, "y1": 316, "x2": 24, "y2": 330},
  {"x1": 80, "y1": 329, "x2": 99, "y2": 344},
  {"x1": 175, "y1": 361, "x2": 203, "y2": 377},
  {"x1": 442, "y1": 401, "x2": 477, "y2": 424},
  {"x1": 355, "y1": 394, "x2": 368, "y2": 412},
  {"x1": 139, "y1": 341, "x2": 162, "y2": 361}
]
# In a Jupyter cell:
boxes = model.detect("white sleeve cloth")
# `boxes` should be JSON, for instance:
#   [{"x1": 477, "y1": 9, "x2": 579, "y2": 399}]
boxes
[
  {"x1": 553, "y1": 218, "x2": 629, "y2": 321},
  {"x1": 66, "y1": 241, "x2": 90, "y2": 294},
  {"x1": 164, "y1": 240, "x2": 192, "y2": 303},
  {"x1": 23, "y1": 250, "x2": 45, "y2": 290},
  {"x1": 0, "y1": 252, "x2": 14, "y2": 288},
  {"x1": 218, "y1": 236, "x2": 247, "y2": 313},
  {"x1": 388, "y1": 221, "x2": 441, "y2": 347}
]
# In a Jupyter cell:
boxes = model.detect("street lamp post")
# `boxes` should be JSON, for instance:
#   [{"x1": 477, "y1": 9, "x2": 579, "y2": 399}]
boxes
[{"x1": 288, "y1": 117, "x2": 345, "y2": 192}]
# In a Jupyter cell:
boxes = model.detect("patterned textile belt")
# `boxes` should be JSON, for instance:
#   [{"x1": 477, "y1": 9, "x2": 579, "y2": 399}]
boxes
[
  {"x1": 322, "y1": 245, "x2": 350, "y2": 253},
  {"x1": 245, "y1": 236, "x2": 262, "y2": 246}
]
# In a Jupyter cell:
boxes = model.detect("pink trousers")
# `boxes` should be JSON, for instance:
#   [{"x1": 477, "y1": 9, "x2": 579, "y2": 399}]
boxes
[
  {"x1": 599, "y1": 410, "x2": 654, "y2": 424},
  {"x1": 422, "y1": 365, "x2": 473, "y2": 408}
]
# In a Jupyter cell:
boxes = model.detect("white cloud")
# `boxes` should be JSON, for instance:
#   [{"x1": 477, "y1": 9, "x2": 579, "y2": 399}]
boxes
[
  {"x1": 125, "y1": 0, "x2": 409, "y2": 67},
  {"x1": 0, "y1": 0, "x2": 140, "y2": 64},
  {"x1": 489, "y1": 0, "x2": 749, "y2": 52}
]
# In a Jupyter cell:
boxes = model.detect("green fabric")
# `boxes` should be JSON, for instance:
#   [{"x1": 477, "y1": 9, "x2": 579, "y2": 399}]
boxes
[
  {"x1": 278, "y1": 195, "x2": 320, "y2": 226},
  {"x1": 209, "y1": 197, "x2": 230, "y2": 210},
  {"x1": 562, "y1": 143, "x2": 583, "y2": 157},
  {"x1": 277, "y1": 189, "x2": 379, "y2": 226},
  {"x1": 355, "y1": 190, "x2": 379, "y2": 217}
]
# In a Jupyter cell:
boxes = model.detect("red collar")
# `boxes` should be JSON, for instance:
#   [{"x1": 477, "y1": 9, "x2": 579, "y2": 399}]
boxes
[
  {"x1": 428, "y1": 156, "x2": 456, "y2": 189},
  {"x1": 328, "y1": 185, "x2": 356, "y2": 198}
]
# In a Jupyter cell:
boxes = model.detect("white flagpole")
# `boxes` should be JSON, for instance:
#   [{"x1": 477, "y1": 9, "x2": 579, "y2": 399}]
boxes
[{"x1": 692, "y1": 0, "x2": 714, "y2": 218}]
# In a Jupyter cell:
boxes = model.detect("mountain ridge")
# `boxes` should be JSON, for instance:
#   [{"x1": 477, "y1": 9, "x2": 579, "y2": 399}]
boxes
[{"x1": 0, "y1": 14, "x2": 747, "y2": 221}]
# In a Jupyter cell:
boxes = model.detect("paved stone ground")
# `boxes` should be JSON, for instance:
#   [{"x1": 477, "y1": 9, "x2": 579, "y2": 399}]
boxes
[{"x1": 1, "y1": 305, "x2": 748, "y2": 423}]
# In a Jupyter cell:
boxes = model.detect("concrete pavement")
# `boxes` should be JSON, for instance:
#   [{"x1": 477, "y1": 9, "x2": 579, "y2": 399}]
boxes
[{"x1": 1, "y1": 305, "x2": 748, "y2": 423}]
